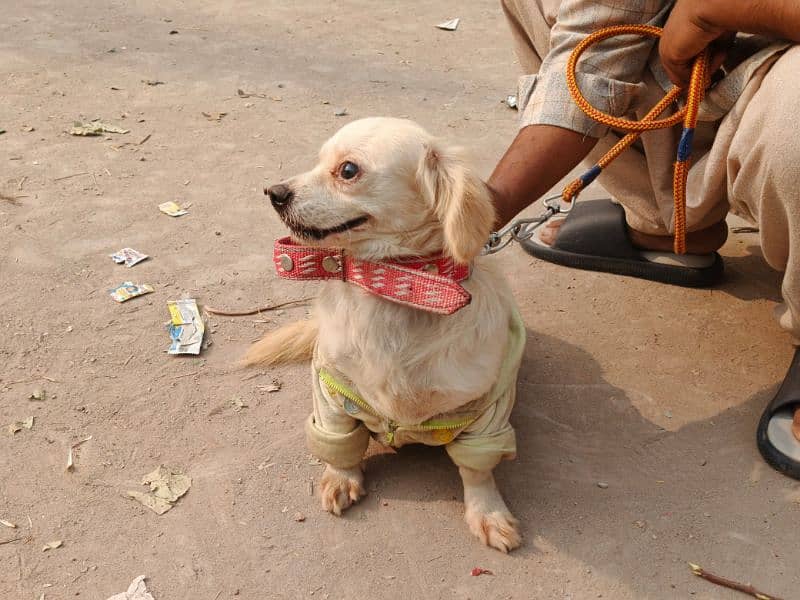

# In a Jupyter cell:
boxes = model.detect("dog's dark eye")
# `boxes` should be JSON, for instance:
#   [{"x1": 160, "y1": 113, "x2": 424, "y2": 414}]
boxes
[{"x1": 339, "y1": 161, "x2": 359, "y2": 180}]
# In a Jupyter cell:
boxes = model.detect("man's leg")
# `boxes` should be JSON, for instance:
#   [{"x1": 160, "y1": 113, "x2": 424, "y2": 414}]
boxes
[
  {"x1": 722, "y1": 46, "x2": 800, "y2": 476},
  {"x1": 498, "y1": 0, "x2": 729, "y2": 269}
]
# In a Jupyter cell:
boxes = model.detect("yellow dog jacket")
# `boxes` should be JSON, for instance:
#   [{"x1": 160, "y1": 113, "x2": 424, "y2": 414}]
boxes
[{"x1": 305, "y1": 309, "x2": 525, "y2": 472}]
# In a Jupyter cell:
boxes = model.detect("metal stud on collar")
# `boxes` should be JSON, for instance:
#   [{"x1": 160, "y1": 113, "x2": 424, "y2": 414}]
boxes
[
  {"x1": 321, "y1": 256, "x2": 341, "y2": 273},
  {"x1": 278, "y1": 254, "x2": 294, "y2": 272}
]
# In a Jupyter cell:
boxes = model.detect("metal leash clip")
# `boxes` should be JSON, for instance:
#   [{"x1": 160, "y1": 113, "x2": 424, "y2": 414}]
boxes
[{"x1": 482, "y1": 194, "x2": 575, "y2": 255}]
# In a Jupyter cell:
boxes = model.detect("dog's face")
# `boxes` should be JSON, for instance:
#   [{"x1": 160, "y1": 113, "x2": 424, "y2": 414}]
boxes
[{"x1": 265, "y1": 117, "x2": 495, "y2": 263}]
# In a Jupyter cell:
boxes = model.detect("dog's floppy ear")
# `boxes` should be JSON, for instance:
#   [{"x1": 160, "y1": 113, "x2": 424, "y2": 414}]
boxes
[{"x1": 417, "y1": 141, "x2": 495, "y2": 264}]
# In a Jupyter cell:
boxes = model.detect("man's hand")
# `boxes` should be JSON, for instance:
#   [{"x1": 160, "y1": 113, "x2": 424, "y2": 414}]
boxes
[
  {"x1": 660, "y1": 0, "x2": 800, "y2": 88},
  {"x1": 659, "y1": 1, "x2": 731, "y2": 88}
]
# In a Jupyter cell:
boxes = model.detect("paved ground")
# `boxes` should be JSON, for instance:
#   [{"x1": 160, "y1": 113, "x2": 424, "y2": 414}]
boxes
[{"x1": 1, "y1": 1, "x2": 798, "y2": 599}]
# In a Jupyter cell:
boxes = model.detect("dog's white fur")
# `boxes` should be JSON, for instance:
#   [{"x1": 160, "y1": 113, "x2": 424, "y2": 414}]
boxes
[{"x1": 246, "y1": 118, "x2": 522, "y2": 551}]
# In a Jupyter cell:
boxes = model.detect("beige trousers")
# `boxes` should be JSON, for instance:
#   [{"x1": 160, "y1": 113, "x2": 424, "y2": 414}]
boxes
[{"x1": 502, "y1": 0, "x2": 800, "y2": 342}]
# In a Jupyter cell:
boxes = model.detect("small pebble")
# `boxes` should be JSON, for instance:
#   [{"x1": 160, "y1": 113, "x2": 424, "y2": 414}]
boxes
[
  {"x1": 293, "y1": 512, "x2": 306, "y2": 522},
  {"x1": 597, "y1": 482, "x2": 609, "y2": 489}
]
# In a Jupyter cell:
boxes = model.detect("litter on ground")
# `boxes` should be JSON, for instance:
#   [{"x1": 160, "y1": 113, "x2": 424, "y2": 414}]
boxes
[
  {"x1": 158, "y1": 201, "x2": 188, "y2": 217},
  {"x1": 436, "y1": 18, "x2": 460, "y2": 31},
  {"x1": 29, "y1": 388, "x2": 46, "y2": 401},
  {"x1": 258, "y1": 382, "x2": 282, "y2": 393},
  {"x1": 106, "y1": 575, "x2": 155, "y2": 600},
  {"x1": 110, "y1": 248, "x2": 149, "y2": 267},
  {"x1": 8, "y1": 416, "x2": 34, "y2": 434},
  {"x1": 201, "y1": 111, "x2": 227, "y2": 121},
  {"x1": 109, "y1": 282, "x2": 154, "y2": 303},
  {"x1": 167, "y1": 299, "x2": 204, "y2": 355},
  {"x1": 70, "y1": 120, "x2": 130, "y2": 136},
  {"x1": 126, "y1": 465, "x2": 192, "y2": 515},
  {"x1": 42, "y1": 540, "x2": 62, "y2": 552},
  {"x1": 66, "y1": 436, "x2": 92, "y2": 472},
  {"x1": 237, "y1": 88, "x2": 267, "y2": 99}
]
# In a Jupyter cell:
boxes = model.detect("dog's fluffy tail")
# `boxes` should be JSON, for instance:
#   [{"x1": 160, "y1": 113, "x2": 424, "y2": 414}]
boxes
[{"x1": 242, "y1": 318, "x2": 318, "y2": 367}]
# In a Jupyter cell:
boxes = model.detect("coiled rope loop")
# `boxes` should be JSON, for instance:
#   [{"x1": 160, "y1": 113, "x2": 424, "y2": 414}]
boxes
[{"x1": 562, "y1": 24, "x2": 710, "y2": 254}]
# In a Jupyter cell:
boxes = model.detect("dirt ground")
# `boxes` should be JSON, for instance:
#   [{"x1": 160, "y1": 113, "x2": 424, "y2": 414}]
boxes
[{"x1": 1, "y1": 1, "x2": 799, "y2": 599}]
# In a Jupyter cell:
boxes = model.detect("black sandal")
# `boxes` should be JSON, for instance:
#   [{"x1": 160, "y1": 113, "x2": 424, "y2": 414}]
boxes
[
  {"x1": 519, "y1": 199, "x2": 724, "y2": 288},
  {"x1": 757, "y1": 347, "x2": 800, "y2": 481}
]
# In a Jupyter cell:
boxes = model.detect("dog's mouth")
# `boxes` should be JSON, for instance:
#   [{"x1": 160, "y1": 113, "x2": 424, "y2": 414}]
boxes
[{"x1": 288, "y1": 215, "x2": 370, "y2": 241}]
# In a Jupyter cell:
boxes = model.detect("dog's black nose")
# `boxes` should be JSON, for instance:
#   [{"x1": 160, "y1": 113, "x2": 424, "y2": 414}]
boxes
[{"x1": 265, "y1": 184, "x2": 294, "y2": 209}]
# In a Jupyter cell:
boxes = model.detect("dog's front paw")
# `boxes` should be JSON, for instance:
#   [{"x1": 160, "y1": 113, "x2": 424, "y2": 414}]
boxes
[
  {"x1": 320, "y1": 465, "x2": 366, "y2": 516},
  {"x1": 465, "y1": 509, "x2": 522, "y2": 553}
]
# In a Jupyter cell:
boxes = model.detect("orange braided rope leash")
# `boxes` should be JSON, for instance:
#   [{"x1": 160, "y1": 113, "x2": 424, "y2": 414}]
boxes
[{"x1": 562, "y1": 24, "x2": 710, "y2": 254}]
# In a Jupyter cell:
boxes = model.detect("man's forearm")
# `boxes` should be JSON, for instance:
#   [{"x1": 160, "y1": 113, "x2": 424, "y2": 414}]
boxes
[
  {"x1": 488, "y1": 124, "x2": 598, "y2": 229},
  {"x1": 700, "y1": 0, "x2": 800, "y2": 41},
  {"x1": 662, "y1": 0, "x2": 800, "y2": 85}
]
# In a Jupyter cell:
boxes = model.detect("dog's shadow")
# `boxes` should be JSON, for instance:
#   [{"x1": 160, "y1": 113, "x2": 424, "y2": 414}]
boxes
[{"x1": 353, "y1": 328, "x2": 796, "y2": 584}]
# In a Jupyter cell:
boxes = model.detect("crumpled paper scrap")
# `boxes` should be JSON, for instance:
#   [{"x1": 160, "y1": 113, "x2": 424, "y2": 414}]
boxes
[
  {"x1": 126, "y1": 466, "x2": 191, "y2": 515},
  {"x1": 70, "y1": 121, "x2": 130, "y2": 136},
  {"x1": 167, "y1": 299, "x2": 204, "y2": 355},
  {"x1": 106, "y1": 575, "x2": 155, "y2": 600},
  {"x1": 8, "y1": 416, "x2": 34, "y2": 434}
]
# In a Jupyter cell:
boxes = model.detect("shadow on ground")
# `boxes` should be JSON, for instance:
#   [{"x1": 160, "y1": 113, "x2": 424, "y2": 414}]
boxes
[{"x1": 354, "y1": 329, "x2": 796, "y2": 598}]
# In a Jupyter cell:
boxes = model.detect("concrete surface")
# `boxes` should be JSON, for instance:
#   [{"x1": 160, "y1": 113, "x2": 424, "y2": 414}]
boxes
[{"x1": 1, "y1": 1, "x2": 797, "y2": 599}]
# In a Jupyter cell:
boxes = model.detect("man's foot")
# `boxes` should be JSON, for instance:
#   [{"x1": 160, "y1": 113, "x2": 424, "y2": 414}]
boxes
[
  {"x1": 519, "y1": 199, "x2": 725, "y2": 288},
  {"x1": 539, "y1": 215, "x2": 728, "y2": 254},
  {"x1": 757, "y1": 347, "x2": 800, "y2": 481}
]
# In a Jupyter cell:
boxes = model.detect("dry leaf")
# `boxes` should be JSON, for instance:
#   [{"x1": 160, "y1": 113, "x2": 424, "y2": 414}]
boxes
[
  {"x1": 42, "y1": 540, "x2": 62, "y2": 552},
  {"x1": 8, "y1": 416, "x2": 34, "y2": 434},
  {"x1": 127, "y1": 465, "x2": 191, "y2": 514},
  {"x1": 126, "y1": 491, "x2": 173, "y2": 515}
]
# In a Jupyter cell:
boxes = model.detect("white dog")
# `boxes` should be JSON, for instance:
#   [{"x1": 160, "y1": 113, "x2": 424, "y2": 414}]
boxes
[{"x1": 246, "y1": 118, "x2": 525, "y2": 552}]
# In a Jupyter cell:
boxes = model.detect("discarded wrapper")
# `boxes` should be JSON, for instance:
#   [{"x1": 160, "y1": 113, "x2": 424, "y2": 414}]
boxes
[
  {"x1": 158, "y1": 201, "x2": 188, "y2": 217},
  {"x1": 110, "y1": 248, "x2": 149, "y2": 267},
  {"x1": 106, "y1": 575, "x2": 155, "y2": 600},
  {"x1": 436, "y1": 18, "x2": 460, "y2": 31},
  {"x1": 70, "y1": 120, "x2": 130, "y2": 136},
  {"x1": 167, "y1": 299, "x2": 204, "y2": 355},
  {"x1": 109, "y1": 282, "x2": 154, "y2": 303}
]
